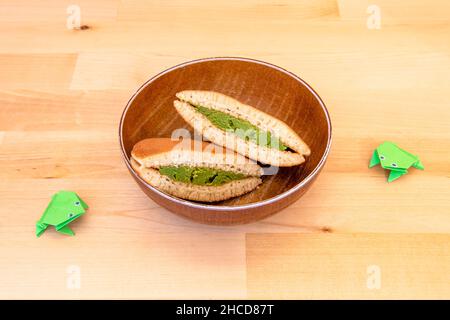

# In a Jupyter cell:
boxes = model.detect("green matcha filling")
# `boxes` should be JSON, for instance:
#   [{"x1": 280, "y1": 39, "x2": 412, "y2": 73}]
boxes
[
  {"x1": 159, "y1": 166, "x2": 247, "y2": 186},
  {"x1": 194, "y1": 105, "x2": 288, "y2": 151}
]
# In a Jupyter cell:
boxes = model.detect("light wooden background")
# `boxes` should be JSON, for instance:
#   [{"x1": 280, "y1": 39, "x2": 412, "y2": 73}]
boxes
[{"x1": 1, "y1": 0, "x2": 449, "y2": 299}]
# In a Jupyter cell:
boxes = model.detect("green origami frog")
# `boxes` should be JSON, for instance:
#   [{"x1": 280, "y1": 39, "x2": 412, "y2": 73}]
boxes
[
  {"x1": 369, "y1": 141, "x2": 424, "y2": 182},
  {"x1": 36, "y1": 191, "x2": 88, "y2": 237}
]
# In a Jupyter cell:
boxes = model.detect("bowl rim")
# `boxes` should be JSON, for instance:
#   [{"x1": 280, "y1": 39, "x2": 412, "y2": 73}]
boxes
[{"x1": 119, "y1": 56, "x2": 332, "y2": 211}]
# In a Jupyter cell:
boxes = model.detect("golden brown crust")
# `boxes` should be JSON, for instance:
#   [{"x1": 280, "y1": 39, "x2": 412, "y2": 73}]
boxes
[
  {"x1": 132, "y1": 138, "x2": 187, "y2": 159},
  {"x1": 131, "y1": 138, "x2": 263, "y2": 176},
  {"x1": 176, "y1": 90, "x2": 311, "y2": 156},
  {"x1": 173, "y1": 101, "x2": 305, "y2": 167},
  {"x1": 132, "y1": 138, "x2": 234, "y2": 159}
]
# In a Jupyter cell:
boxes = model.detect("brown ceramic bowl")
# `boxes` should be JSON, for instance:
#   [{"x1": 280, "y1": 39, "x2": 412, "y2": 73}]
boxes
[{"x1": 119, "y1": 57, "x2": 331, "y2": 225}]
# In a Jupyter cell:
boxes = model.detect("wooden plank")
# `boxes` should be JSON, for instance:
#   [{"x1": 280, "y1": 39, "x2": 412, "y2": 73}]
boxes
[
  {"x1": 0, "y1": 232, "x2": 246, "y2": 299},
  {"x1": 118, "y1": 0, "x2": 339, "y2": 21},
  {"x1": 338, "y1": 0, "x2": 450, "y2": 24},
  {"x1": 70, "y1": 53, "x2": 186, "y2": 91},
  {"x1": 0, "y1": 0, "x2": 118, "y2": 25},
  {"x1": 246, "y1": 233, "x2": 450, "y2": 299},
  {"x1": 0, "y1": 91, "x2": 129, "y2": 130},
  {"x1": 1, "y1": 1, "x2": 448, "y2": 54},
  {"x1": 0, "y1": 54, "x2": 77, "y2": 92}
]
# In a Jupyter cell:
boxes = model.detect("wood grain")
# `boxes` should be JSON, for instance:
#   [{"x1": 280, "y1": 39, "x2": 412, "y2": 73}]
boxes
[
  {"x1": 0, "y1": 0, "x2": 449, "y2": 299},
  {"x1": 247, "y1": 233, "x2": 450, "y2": 299}
]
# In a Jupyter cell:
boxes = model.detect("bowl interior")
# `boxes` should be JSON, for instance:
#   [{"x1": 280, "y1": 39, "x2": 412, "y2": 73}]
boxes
[{"x1": 121, "y1": 58, "x2": 330, "y2": 206}]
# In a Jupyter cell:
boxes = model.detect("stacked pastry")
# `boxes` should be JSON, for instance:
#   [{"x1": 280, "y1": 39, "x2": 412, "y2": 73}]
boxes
[{"x1": 131, "y1": 91, "x2": 311, "y2": 202}]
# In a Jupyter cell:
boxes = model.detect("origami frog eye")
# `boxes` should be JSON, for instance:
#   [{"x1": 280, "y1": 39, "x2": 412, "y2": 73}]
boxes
[
  {"x1": 391, "y1": 163, "x2": 398, "y2": 167},
  {"x1": 379, "y1": 155, "x2": 385, "y2": 160},
  {"x1": 68, "y1": 213, "x2": 74, "y2": 218},
  {"x1": 74, "y1": 201, "x2": 80, "y2": 206}
]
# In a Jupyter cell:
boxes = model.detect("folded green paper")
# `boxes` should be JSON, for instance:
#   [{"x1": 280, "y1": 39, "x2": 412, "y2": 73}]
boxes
[
  {"x1": 369, "y1": 141, "x2": 424, "y2": 182},
  {"x1": 36, "y1": 191, "x2": 88, "y2": 237}
]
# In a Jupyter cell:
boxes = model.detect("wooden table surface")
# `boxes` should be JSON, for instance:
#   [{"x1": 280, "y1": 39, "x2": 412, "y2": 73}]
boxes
[{"x1": 1, "y1": 0, "x2": 449, "y2": 299}]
